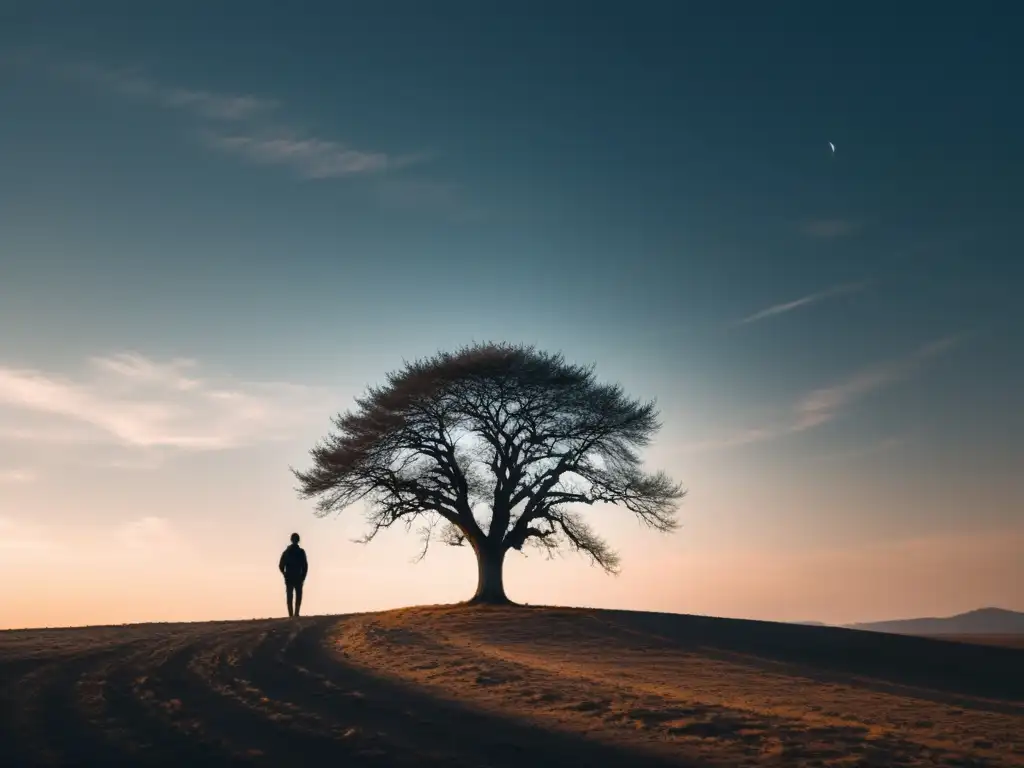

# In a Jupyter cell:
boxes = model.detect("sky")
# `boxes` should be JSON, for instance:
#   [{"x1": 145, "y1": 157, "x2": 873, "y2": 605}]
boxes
[{"x1": 1, "y1": 1, "x2": 1022, "y2": 630}]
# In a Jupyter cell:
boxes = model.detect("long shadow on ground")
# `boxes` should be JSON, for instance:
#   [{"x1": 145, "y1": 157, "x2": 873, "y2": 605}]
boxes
[
  {"x1": 595, "y1": 609, "x2": 1024, "y2": 707},
  {"x1": 243, "y1": 618, "x2": 693, "y2": 767}
]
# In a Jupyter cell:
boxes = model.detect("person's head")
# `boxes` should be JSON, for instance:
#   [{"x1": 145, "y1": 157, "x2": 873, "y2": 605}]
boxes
[{"x1": 290, "y1": 532, "x2": 300, "y2": 544}]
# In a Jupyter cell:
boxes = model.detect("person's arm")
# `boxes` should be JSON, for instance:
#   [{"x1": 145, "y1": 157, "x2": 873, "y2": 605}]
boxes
[
  {"x1": 279, "y1": 550, "x2": 287, "y2": 575},
  {"x1": 300, "y1": 549, "x2": 308, "y2": 580}
]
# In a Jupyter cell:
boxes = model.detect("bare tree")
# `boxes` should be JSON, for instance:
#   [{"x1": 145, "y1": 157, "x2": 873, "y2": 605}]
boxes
[{"x1": 292, "y1": 342, "x2": 685, "y2": 604}]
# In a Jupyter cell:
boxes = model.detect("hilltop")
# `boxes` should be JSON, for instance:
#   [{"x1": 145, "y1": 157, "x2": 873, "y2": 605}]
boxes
[{"x1": 1, "y1": 605, "x2": 1021, "y2": 766}]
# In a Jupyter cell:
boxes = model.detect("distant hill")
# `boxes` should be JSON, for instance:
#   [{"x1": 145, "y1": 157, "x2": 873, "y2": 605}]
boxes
[{"x1": 845, "y1": 607, "x2": 1024, "y2": 635}]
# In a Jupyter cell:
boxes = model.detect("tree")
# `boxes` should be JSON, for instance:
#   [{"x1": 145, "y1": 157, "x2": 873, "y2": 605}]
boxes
[{"x1": 292, "y1": 342, "x2": 685, "y2": 604}]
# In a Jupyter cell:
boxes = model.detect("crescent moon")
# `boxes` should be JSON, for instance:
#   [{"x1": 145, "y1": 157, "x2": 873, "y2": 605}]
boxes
[{"x1": 829, "y1": 142, "x2": 836, "y2": 153}]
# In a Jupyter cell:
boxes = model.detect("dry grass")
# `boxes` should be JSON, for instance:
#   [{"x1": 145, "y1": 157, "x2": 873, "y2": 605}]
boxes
[{"x1": 2, "y1": 606, "x2": 1021, "y2": 767}]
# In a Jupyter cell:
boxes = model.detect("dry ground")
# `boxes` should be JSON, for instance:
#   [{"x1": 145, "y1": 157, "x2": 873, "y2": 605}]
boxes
[{"x1": 1, "y1": 605, "x2": 1021, "y2": 767}]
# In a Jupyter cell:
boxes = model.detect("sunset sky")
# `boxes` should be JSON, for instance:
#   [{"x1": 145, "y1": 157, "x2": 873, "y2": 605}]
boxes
[{"x1": 2, "y1": 2, "x2": 1021, "y2": 630}]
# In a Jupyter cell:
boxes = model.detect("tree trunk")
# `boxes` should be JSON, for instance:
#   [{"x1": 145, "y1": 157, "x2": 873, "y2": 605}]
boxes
[{"x1": 468, "y1": 541, "x2": 510, "y2": 604}]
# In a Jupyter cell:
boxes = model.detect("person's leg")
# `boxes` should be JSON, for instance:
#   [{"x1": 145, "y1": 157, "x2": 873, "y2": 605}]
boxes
[
  {"x1": 294, "y1": 581, "x2": 303, "y2": 617},
  {"x1": 286, "y1": 582, "x2": 295, "y2": 617}
]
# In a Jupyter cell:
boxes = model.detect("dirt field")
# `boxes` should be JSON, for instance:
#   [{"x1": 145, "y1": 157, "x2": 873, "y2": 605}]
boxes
[{"x1": 1, "y1": 606, "x2": 1021, "y2": 767}]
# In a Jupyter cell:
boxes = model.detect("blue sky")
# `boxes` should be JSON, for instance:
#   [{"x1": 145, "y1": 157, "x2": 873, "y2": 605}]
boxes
[{"x1": 1, "y1": 2, "x2": 1021, "y2": 628}]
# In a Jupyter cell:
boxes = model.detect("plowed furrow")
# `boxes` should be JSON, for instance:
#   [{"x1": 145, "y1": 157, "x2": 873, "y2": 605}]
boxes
[
  {"x1": 4, "y1": 648, "x2": 135, "y2": 766},
  {"x1": 0, "y1": 617, "x2": 691, "y2": 767},
  {"x1": 242, "y1": 618, "x2": 684, "y2": 768}
]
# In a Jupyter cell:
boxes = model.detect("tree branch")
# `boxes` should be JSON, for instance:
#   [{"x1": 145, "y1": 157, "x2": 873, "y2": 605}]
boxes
[{"x1": 293, "y1": 342, "x2": 685, "y2": 579}]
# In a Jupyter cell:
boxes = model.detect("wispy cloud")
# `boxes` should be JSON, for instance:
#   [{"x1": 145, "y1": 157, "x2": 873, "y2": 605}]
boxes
[
  {"x1": 38, "y1": 55, "x2": 414, "y2": 181},
  {"x1": 63, "y1": 62, "x2": 278, "y2": 121},
  {"x1": 0, "y1": 425, "x2": 107, "y2": 444},
  {"x1": 0, "y1": 468, "x2": 36, "y2": 484},
  {"x1": 735, "y1": 281, "x2": 868, "y2": 326},
  {"x1": 204, "y1": 132, "x2": 404, "y2": 179},
  {"x1": 0, "y1": 352, "x2": 333, "y2": 452},
  {"x1": 793, "y1": 334, "x2": 963, "y2": 432},
  {"x1": 801, "y1": 218, "x2": 859, "y2": 238},
  {"x1": 685, "y1": 335, "x2": 965, "y2": 452}
]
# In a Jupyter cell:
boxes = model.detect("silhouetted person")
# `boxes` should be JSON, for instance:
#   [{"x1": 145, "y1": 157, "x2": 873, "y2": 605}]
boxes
[{"x1": 279, "y1": 532, "x2": 308, "y2": 618}]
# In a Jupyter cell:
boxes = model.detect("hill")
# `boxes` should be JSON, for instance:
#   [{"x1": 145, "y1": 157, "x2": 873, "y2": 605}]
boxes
[
  {"x1": 1, "y1": 605, "x2": 1021, "y2": 766},
  {"x1": 846, "y1": 607, "x2": 1024, "y2": 635}
]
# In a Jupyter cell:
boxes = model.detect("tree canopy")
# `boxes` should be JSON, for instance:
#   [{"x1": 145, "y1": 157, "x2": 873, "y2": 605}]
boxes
[{"x1": 292, "y1": 342, "x2": 685, "y2": 603}]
